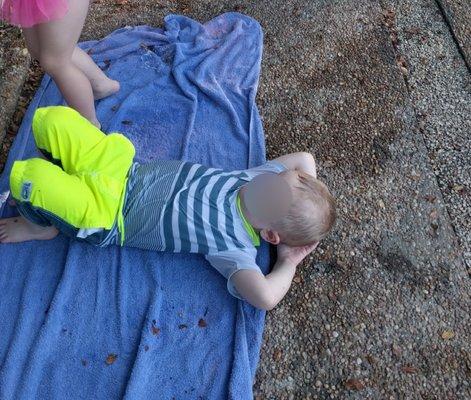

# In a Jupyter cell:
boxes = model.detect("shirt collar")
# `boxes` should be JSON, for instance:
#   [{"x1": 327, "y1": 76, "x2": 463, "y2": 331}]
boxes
[{"x1": 236, "y1": 193, "x2": 260, "y2": 247}]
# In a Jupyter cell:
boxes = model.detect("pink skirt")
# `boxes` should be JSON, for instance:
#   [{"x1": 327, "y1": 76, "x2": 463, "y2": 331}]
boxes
[{"x1": 1, "y1": 0, "x2": 69, "y2": 28}]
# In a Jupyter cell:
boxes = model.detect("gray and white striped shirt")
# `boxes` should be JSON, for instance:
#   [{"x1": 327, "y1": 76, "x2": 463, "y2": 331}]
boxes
[{"x1": 121, "y1": 159, "x2": 287, "y2": 297}]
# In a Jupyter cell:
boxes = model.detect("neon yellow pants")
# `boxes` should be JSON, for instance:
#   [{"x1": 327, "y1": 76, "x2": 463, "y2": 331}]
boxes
[{"x1": 10, "y1": 106, "x2": 135, "y2": 241}]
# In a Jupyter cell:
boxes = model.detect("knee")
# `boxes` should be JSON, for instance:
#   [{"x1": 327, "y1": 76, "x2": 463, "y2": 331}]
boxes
[
  {"x1": 32, "y1": 106, "x2": 79, "y2": 146},
  {"x1": 33, "y1": 106, "x2": 79, "y2": 128},
  {"x1": 9, "y1": 159, "x2": 43, "y2": 201}
]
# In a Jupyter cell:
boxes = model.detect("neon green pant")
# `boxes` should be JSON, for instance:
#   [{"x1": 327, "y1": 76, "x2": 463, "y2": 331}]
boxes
[{"x1": 10, "y1": 106, "x2": 135, "y2": 242}]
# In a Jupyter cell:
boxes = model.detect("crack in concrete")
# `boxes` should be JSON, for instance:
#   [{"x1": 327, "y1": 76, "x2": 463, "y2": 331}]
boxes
[
  {"x1": 434, "y1": 0, "x2": 471, "y2": 73},
  {"x1": 379, "y1": 1, "x2": 469, "y2": 277}
]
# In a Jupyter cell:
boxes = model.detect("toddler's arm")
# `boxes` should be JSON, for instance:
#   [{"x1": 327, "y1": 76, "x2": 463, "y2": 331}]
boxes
[
  {"x1": 231, "y1": 242, "x2": 318, "y2": 310},
  {"x1": 273, "y1": 152, "x2": 317, "y2": 177}
]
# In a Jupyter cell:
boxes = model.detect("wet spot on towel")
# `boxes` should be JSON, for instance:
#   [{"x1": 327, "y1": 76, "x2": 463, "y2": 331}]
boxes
[
  {"x1": 105, "y1": 353, "x2": 117, "y2": 365},
  {"x1": 198, "y1": 318, "x2": 207, "y2": 328}
]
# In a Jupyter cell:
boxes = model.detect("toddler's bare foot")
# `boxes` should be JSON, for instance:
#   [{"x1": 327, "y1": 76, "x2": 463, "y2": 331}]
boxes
[
  {"x1": 92, "y1": 78, "x2": 120, "y2": 100},
  {"x1": 0, "y1": 216, "x2": 58, "y2": 243}
]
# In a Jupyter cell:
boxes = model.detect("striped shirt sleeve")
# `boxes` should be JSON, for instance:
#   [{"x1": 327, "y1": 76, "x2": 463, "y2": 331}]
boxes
[
  {"x1": 205, "y1": 248, "x2": 262, "y2": 299},
  {"x1": 244, "y1": 160, "x2": 287, "y2": 179}
]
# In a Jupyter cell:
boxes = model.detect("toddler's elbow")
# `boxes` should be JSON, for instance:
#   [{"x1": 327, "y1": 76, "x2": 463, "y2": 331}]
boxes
[
  {"x1": 299, "y1": 151, "x2": 315, "y2": 162},
  {"x1": 259, "y1": 293, "x2": 278, "y2": 311}
]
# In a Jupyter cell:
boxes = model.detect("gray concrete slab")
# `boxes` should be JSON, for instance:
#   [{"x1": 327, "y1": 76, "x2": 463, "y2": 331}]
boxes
[
  {"x1": 382, "y1": 0, "x2": 471, "y2": 305},
  {"x1": 436, "y1": 0, "x2": 471, "y2": 68},
  {"x1": 243, "y1": 0, "x2": 469, "y2": 398}
]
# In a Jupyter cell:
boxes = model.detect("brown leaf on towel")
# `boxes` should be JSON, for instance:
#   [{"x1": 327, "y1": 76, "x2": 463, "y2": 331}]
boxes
[
  {"x1": 105, "y1": 353, "x2": 117, "y2": 365},
  {"x1": 151, "y1": 325, "x2": 160, "y2": 336}
]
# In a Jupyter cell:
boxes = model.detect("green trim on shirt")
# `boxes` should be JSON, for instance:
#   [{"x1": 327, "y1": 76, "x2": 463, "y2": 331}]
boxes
[{"x1": 236, "y1": 193, "x2": 260, "y2": 247}]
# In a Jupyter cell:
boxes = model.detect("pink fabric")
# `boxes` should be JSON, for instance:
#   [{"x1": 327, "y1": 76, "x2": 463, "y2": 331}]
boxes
[{"x1": 1, "y1": 0, "x2": 69, "y2": 27}]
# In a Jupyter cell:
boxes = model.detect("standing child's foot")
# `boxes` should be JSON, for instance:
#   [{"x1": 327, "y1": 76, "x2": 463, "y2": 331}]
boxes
[
  {"x1": 0, "y1": 216, "x2": 58, "y2": 243},
  {"x1": 92, "y1": 78, "x2": 120, "y2": 100}
]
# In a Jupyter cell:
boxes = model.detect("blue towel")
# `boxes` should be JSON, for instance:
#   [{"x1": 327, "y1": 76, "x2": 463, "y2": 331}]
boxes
[{"x1": 0, "y1": 13, "x2": 269, "y2": 399}]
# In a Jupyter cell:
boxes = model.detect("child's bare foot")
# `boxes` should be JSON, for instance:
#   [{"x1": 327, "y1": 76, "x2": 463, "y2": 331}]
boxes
[
  {"x1": 0, "y1": 216, "x2": 58, "y2": 243},
  {"x1": 92, "y1": 78, "x2": 120, "y2": 100}
]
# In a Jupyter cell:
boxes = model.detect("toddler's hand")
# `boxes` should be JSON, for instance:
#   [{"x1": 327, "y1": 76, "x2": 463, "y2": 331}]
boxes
[{"x1": 277, "y1": 242, "x2": 319, "y2": 267}]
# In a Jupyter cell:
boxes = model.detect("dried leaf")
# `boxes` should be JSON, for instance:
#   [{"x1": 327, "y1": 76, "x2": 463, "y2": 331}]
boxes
[
  {"x1": 293, "y1": 276, "x2": 302, "y2": 284},
  {"x1": 424, "y1": 195, "x2": 436, "y2": 203},
  {"x1": 105, "y1": 353, "x2": 118, "y2": 365},
  {"x1": 273, "y1": 349, "x2": 282, "y2": 361},
  {"x1": 441, "y1": 330, "x2": 455, "y2": 340},
  {"x1": 151, "y1": 325, "x2": 160, "y2": 335},
  {"x1": 345, "y1": 378, "x2": 365, "y2": 390},
  {"x1": 365, "y1": 354, "x2": 376, "y2": 365},
  {"x1": 401, "y1": 365, "x2": 418, "y2": 374},
  {"x1": 198, "y1": 318, "x2": 207, "y2": 328}
]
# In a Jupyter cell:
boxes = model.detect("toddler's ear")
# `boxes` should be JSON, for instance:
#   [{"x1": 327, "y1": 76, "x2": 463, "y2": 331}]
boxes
[{"x1": 260, "y1": 229, "x2": 280, "y2": 245}]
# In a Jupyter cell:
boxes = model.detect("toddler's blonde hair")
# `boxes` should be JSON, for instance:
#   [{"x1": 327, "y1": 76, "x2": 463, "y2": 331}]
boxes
[{"x1": 272, "y1": 173, "x2": 336, "y2": 246}]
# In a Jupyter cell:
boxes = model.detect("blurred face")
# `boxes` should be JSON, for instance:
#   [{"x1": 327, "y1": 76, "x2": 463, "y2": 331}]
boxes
[{"x1": 243, "y1": 173, "x2": 293, "y2": 228}]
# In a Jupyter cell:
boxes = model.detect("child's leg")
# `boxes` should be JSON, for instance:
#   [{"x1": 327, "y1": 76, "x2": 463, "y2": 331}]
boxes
[
  {"x1": 3, "y1": 157, "x2": 102, "y2": 244},
  {"x1": 71, "y1": 47, "x2": 120, "y2": 100},
  {"x1": 30, "y1": 0, "x2": 100, "y2": 127},
  {"x1": 29, "y1": 106, "x2": 136, "y2": 233},
  {"x1": 23, "y1": 30, "x2": 119, "y2": 100},
  {"x1": 31, "y1": 106, "x2": 106, "y2": 174}
]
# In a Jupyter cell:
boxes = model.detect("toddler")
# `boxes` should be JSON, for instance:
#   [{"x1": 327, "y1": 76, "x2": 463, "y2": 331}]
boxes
[
  {"x1": 0, "y1": 107, "x2": 337, "y2": 310},
  {"x1": 1, "y1": 0, "x2": 118, "y2": 127}
]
